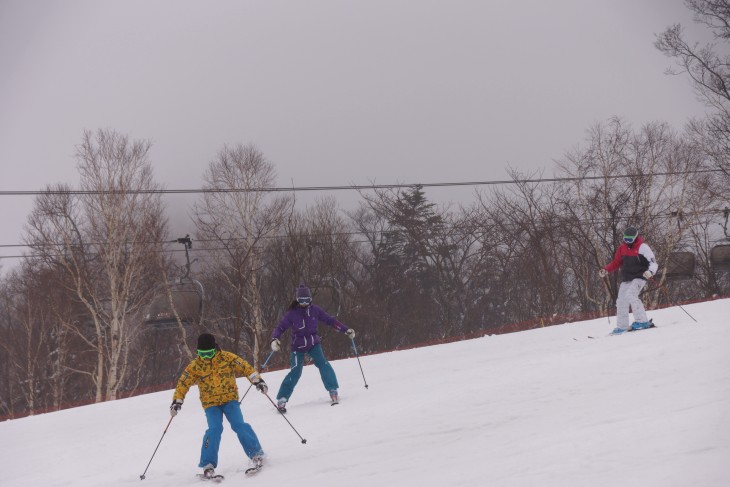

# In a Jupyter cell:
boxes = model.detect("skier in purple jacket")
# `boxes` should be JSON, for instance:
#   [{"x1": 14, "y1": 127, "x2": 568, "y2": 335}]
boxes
[{"x1": 271, "y1": 284, "x2": 355, "y2": 412}]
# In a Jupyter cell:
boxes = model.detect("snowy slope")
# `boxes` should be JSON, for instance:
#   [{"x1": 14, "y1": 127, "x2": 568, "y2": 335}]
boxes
[{"x1": 1, "y1": 299, "x2": 729, "y2": 487}]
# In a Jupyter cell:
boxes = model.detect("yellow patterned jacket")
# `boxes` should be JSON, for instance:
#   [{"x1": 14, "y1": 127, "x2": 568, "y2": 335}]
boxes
[{"x1": 173, "y1": 350, "x2": 261, "y2": 409}]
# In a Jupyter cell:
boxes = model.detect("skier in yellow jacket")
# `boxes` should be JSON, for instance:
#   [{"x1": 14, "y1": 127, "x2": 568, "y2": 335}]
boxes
[{"x1": 171, "y1": 333, "x2": 267, "y2": 479}]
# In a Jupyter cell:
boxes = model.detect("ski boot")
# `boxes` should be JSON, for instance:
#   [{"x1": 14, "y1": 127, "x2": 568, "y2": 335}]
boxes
[
  {"x1": 245, "y1": 455, "x2": 264, "y2": 475},
  {"x1": 276, "y1": 397, "x2": 287, "y2": 413},
  {"x1": 630, "y1": 320, "x2": 652, "y2": 330},
  {"x1": 202, "y1": 464, "x2": 216, "y2": 479}
]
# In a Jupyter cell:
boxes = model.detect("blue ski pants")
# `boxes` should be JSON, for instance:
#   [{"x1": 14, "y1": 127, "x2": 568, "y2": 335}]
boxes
[
  {"x1": 276, "y1": 343, "x2": 339, "y2": 401},
  {"x1": 199, "y1": 400, "x2": 263, "y2": 468}
]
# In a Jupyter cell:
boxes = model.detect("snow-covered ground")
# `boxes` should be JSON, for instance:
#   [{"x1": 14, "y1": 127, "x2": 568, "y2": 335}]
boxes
[{"x1": 1, "y1": 299, "x2": 728, "y2": 487}]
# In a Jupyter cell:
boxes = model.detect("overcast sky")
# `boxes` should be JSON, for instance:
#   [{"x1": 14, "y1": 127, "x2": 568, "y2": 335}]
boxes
[{"x1": 0, "y1": 0, "x2": 711, "y2": 268}]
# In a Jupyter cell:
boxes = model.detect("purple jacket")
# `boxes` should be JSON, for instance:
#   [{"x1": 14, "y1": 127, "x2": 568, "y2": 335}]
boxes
[{"x1": 272, "y1": 304, "x2": 348, "y2": 352}]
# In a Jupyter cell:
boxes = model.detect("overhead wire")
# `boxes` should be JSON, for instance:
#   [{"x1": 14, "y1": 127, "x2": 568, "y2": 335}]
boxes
[
  {"x1": 1, "y1": 168, "x2": 727, "y2": 260},
  {"x1": 1, "y1": 208, "x2": 727, "y2": 261},
  {"x1": 0, "y1": 168, "x2": 723, "y2": 196}
]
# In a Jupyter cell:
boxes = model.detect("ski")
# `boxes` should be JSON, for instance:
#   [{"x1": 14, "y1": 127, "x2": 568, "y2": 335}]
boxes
[
  {"x1": 586, "y1": 320, "x2": 656, "y2": 339},
  {"x1": 196, "y1": 473, "x2": 225, "y2": 482},
  {"x1": 618, "y1": 319, "x2": 657, "y2": 335},
  {"x1": 626, "y1": 321, "x2": 656, "y2": 332}
]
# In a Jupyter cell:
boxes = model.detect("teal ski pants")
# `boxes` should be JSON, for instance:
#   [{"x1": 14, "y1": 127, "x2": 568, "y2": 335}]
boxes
[{"x1": 276, "y1": 343, "x2": 339, "y2": 401}]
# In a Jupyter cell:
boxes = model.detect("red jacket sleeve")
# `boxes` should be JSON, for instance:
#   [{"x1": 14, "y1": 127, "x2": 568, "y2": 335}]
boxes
[{"x1": 604, "y1": 247, "x2": 623, "y2": 273}]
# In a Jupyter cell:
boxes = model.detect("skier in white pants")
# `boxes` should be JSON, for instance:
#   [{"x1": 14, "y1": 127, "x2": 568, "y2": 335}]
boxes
[{"x1": 598, "y1": 227, "x2": 659, "y2": 335}]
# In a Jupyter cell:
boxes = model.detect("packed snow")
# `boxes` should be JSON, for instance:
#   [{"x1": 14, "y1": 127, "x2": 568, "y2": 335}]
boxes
[{"x1": 1, "y1": 299, "x2": 728, "y2": 487}]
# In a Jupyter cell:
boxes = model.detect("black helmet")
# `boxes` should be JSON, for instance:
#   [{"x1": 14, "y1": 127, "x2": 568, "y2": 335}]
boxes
[
  {"x1": 623, "y1": 227, "x2": 639, "y2": 244},
  {"x1": 197, "y1": 333, "x2": 216, "y2": 350},
  {"x1": 196, "y1": 333, "x2": 218, "y2": 359}
]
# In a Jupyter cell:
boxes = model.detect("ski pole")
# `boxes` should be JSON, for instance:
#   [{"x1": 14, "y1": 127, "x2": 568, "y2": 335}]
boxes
[
  {"x1": 261, "y1": 391, "x2": 307, "y2": 444},
  {"x1": 649, "y1": 277, "x2": 698, "y2": 322},
  {"x1": 351, "y1": 337, "x2": 369, "y2": 389},
  {"x1": 139, "y1": 416, "x2": 174, "y2": 480},
  {"x1": 600, "y1": 274, "x2": 612, "y2": 327},
  {"x1": 240, "y1": 350, "x2": 275, "y2": 404}
]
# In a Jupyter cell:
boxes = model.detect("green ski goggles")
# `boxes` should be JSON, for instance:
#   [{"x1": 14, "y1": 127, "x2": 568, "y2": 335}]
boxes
[{"x1": 197, "y1": 348, "x2": 216, "y2": 359}]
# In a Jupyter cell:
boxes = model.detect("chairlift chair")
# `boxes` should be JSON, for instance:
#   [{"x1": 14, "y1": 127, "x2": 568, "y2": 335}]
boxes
[
  {"x1": 662, "y1": 251, "x2": 696, "y2": 280},
  {"x1": 143, "y1": 235, "x2": 205, "y2": 328},
  {"x1": 710, "y1": 244, "x2": 730, "y2": 272}
]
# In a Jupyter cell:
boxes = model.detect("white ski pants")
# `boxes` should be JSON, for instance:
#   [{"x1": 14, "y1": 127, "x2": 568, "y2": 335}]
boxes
[{"x1": 616, "y1": 278, "x2": 648, "y2": 329}]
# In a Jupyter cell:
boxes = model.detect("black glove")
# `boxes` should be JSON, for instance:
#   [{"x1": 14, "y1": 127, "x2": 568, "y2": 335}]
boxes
[
  {"x1": 253, "y1": 378, "x2": 268, "y2": 394},
  {"x1": 170, "y1": 399, "x2": 183, "y2": 416}
]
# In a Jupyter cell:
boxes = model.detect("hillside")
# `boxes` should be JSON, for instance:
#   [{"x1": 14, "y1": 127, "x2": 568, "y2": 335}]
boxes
[{"x1": 1, "y1": 299, "x2": 728, "y2": 487}]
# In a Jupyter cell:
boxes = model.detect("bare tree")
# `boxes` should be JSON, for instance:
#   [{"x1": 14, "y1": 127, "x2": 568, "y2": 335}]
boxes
[
  {"x1": 193, "y1": 144, "x2": 293, "y2": 367},
  {"x1": 0, "y1": 268, "x2": 49, "y2": 415},
  {"x1": 656, "y1": 0, "x2": 730, "y2": 201},
  {"x1": 24, "y1": 129, "x2": 167, "y2": 402},
  {"x1": 262, "y1": 198, "x2": 357, "y2": 362},
  {"x1": 0, "y1": 249, "x2": 91, "y2": 418},
  {"x1": 477, "y1": 170, "x2": 570, "y2": 323},
  {"x1": 78, "y1": 129, "x2": 166, "y2": 400},
  {"x1": 555, "y1": 119, "x2": 711, "y2": 307}
]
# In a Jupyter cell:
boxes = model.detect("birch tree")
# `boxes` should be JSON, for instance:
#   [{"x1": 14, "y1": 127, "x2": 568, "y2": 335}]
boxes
[
  {"x1": 193, "y1": 144, "x2": 293, "y2": 367},
  {"x1": 25, "y1": 129, "x2": 166, "y2": 402}
]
